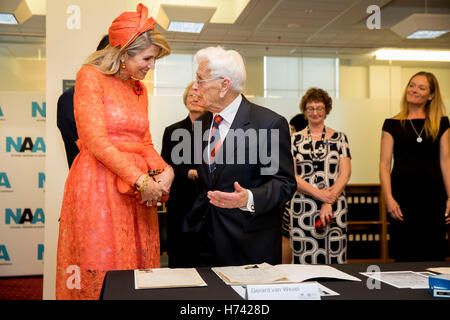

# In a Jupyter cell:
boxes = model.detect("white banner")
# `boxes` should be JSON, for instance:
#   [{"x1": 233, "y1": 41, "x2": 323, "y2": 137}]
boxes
[{"x1": 0, "y1": 92, "x2": 46, "y2": 276}]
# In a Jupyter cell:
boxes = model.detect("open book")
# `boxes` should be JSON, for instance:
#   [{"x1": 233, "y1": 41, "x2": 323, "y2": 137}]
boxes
[
  {"x1": 134, "y1": 268, "x2": 207, "y2": 289},
  {"x1": 212, "y1": 263, "x2": 361, "y2": 285}
]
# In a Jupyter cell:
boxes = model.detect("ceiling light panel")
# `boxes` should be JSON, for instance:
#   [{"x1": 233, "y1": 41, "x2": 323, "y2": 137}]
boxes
[
  {"x1": 0, "y1": 13, "x2": 18, "y2": 24},
  {"x1": 0, "y1": 0, "x2": 32, "y2": 24},
  {"x1": 406, "y1": 30, "x2": 449, "y2": 39},
  {"x1": 391, "y1": 13, "x2": 450, "y2": 39},
  {"x1": 168, "y1": 21, "x2": 205, "y2": 33},
  {"x1": 373, "y1": 49, "x2": 450, "y2": 62}
]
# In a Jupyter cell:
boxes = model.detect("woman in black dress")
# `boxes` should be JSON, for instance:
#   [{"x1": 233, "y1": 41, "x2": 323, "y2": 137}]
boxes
[{"x1": 380, "y1": 71, "x2": 450, "y2": 261}]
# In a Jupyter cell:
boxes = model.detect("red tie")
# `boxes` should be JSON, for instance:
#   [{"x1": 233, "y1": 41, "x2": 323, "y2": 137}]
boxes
[{"x1": 209, "y1": 115, "x2": 223, "y2": 174}]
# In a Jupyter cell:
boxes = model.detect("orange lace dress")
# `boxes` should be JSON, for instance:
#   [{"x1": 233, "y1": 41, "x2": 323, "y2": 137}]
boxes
[{"x1": 55, "y1": 65, "x2": 168, "y2": 300}]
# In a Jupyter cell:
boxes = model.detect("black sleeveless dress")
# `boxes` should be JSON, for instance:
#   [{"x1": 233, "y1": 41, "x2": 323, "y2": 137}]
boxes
[{"x1": 382, "y1": 117, "x2": 449, "y2": 261}]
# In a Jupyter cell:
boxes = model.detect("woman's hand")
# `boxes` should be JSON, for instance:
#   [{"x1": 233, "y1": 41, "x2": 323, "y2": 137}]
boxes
[
  {"x1": 187, "y1": 169, "x2": 199, "y2": 180},
  {"x1": 319, "y1": 203, "x2": 334, "y2": 227},
  {"x1": 386, "y1": 195, "x2": 403, "y2": 222},
  {"x1": 315, "y1": 188, "x2": 338, "y2": 204},
  {"x1": 327, "y1": 185, "x2": 341, "y2": 202},
  {"x1": 154, "y1": 166, "x2": 174, "y2": 195},
  {"x1": 139, "y1": 178, "x2": 164, "y2": 207}
]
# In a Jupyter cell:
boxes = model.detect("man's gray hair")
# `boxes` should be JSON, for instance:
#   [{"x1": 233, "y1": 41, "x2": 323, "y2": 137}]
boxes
[{"x1": 195, "y1": 46, "x2": 246, "y2": 92}]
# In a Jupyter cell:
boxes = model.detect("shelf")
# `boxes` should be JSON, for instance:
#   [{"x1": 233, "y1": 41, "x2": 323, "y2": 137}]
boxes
[{"x1": 345, "y1": 184, "x2": 389, "y2": 262}]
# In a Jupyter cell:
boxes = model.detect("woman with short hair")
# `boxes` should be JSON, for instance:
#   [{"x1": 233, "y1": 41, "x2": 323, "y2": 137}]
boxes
[{"x1": 282, "y1": 88, "x2": 351, "y2": 264}]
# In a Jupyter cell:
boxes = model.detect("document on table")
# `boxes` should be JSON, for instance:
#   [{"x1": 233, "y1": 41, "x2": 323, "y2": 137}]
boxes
[
  {"x1": 212, "y1": 263, "x2": 290, "y2": 285},
  {"x1": 359, "y1": 271, "x2": 430, "y2": 289},
  {"x1": 134, "y1": 268, "x2": 207, "y2": 289},
  {"x1": 212, "y1": 262, "x2": 361, "y2": 285},
  {"x1": 276, "y1": 264, "x2": 361, "y2": 283},
  {"x1": 426, "y1": 267, "x2": 450, "y2": 274}
]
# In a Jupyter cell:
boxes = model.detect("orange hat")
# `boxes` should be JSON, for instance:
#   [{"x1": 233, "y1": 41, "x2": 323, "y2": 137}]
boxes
[{"x1": 109, "y1": 3, "x2": 156, "y2": 50}]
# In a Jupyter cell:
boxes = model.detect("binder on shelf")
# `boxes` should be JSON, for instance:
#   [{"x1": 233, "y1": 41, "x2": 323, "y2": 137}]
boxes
[
  {"x1": 347, "y1": 227, "x2": 381, "y2": 259},
  {"x1": 345, "y1": 184, "x2": 388, "y2": 262},
  {"x1": 347, "y1": 194, "x2": 379, "y2": 221}
]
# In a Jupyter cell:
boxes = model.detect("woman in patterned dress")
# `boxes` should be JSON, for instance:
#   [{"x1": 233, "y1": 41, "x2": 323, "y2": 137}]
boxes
[
  {"x1": 282, "y1": 88, "x2": 351, "y2": 264},
  {"x1": 56, "y1": 4, "x2": 174, "y2": 299}
]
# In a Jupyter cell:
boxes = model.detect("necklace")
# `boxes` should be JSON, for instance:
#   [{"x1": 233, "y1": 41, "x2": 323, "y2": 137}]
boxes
[
  {"x1": 306, "y1": 126, "x2": 328, "y2": 190},
  {"x1": 409, "y1": 119, "x2": 425, "y2": 143},
  {"x1": 309, "y1": 126, "x2": 325, "y2": 138},
  {"x1": 307, "y1": 126, "x2": 327, "y2": 164}
]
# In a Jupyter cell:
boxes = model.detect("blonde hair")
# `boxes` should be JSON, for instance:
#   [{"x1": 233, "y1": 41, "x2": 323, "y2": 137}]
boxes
[
  {"x1": 182, "y1": 81, "x2": 195, "y2": 106},
  {"x1": 83, "y1": 29, "x2": 171, "y2": 75},
  {"x1": 398, "y1": 71, "x2": 446, "y2": 141}
]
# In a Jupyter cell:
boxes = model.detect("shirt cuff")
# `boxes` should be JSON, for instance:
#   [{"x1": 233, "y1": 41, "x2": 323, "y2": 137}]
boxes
[{"x1": 240, "y1": 189, "x2": 255, "y2": 213}]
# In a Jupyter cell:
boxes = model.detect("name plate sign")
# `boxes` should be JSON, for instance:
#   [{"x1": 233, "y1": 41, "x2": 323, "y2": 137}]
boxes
[{"x1": 246, "y1": 283, "x2": 321, "y2": 300}]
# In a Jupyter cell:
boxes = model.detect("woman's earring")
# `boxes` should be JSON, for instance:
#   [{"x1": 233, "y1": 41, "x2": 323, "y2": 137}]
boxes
[{"x1": 121, "y1": 62, "x2": 126, "y2": 69}]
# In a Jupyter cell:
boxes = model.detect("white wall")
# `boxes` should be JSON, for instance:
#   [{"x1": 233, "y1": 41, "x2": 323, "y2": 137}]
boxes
[
  {"x1": 340, "y1": 64, "x2": 450, "y2": 101},
  {"x1": 0, "y1": 57, "x2": 46, "y2": 92},
  {"x1": 339, "y1": 65, "x2": 368, "y2": 99}
]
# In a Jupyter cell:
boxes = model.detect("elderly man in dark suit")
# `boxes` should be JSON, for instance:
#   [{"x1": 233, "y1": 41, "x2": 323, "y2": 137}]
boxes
[{"x1": 183, "y1": 46, "x2": 296, "y2": 267}]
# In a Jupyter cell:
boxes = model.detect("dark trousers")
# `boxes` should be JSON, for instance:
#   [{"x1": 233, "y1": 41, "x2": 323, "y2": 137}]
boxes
[{"x1": 192, "y1": 227, "x2": 218, "y2": 267}]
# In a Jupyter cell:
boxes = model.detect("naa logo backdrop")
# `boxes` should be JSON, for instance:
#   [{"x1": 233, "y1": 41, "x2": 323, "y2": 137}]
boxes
[{"x1": 0, "y1": 92, "x2": 45, "y2": 276}]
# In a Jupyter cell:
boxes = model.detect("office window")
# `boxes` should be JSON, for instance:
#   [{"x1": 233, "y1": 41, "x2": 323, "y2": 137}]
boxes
[
  {"x1": 154, "y1": 54, "x2": 195, "y2": 95},
  {"x1": 264, "y1": 56, "x2": 339, "y2": 99}
]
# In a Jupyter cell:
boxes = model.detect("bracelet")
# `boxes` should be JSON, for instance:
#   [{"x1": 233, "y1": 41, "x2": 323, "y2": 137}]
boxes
[
  {"x1": 136, "y1": 175, "x2": 150, "y2": 192},
  {"x1": 148, "y1": 169, "x2": 162, "y2": 177}
]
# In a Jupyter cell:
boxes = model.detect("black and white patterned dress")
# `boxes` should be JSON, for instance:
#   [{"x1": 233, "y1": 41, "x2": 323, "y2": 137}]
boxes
[{"x1": 282, "y1": 130, "x2": 351, "y2": 264}]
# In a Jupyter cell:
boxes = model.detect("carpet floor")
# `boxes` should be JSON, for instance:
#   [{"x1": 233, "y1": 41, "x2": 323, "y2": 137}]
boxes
[{"x1": 0, "y1": 276, "x2": 43, "y2": 300}]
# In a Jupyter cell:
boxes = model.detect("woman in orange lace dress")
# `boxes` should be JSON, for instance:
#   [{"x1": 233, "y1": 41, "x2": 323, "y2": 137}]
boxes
[{"x1": 56, "y1": 4, "x2": 174, "y2": 300}]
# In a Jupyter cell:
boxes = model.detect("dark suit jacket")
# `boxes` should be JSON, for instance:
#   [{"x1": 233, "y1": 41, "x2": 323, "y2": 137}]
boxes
[
  {"x1": 57, "y1": 86, "x2": 79, "y2": 168},
  {"x1": 161, "y1": 116, "x2": 202, "y2": 267},
  {"x1": 183, "y1": 95, "x2": 296, "y2": 266}
]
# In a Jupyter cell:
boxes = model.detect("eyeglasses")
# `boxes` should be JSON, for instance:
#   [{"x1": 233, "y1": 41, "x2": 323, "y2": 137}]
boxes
[
  {"x1": 306, "y1": 106, "x2": 325, "y2": 113},
  {"x1": 195, "y1": 77, "x2": 224, "y2": 84}
]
